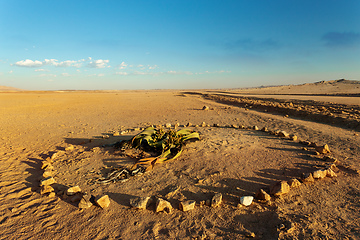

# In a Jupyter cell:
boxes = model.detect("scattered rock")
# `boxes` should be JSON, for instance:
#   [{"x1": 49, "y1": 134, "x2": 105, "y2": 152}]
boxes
[
  {"x1": 96, "y1": 195, "x2": 110, "y2": 209},
  {"x1": 315, "y1": 144, "x2": 331, "y2": 154},
  {"x1": 240, "y1": 196, "x2": 254, "y2": 206},
  {"x1": 41, "y1": 161, "x2": 52, "y2": 170},
  {"x1": 255, "y1": 189, "x2": 271, "y2": 201},
  {"x1": 205, "y1": 199, "x2": 211, "y2": 206},
  {"x1": 179, "y1": 200, "x2": 196, "y2": 211},
  {"x1": 270, "y1": 181, "x2": 290, "y2": 196},
  {"x1": 155, "y1": 198, "x2": 172, "y2": 213},
  {"x1": 186, "y1": 122, "x2": 192, "y2": 127},
  {"x1": 70, "y1": 194, "x2": 83, "y2": 203},
  {"x1": 42, "y1": 170, "x2": 54, "y2": 178},
  {"x1": 164, "y1": 186, "x2": 180, "y2": 199},
  {"x1": 244, "y1": 230, "x2": 256, "y2": 238},
  {"x1": 202, "y1": 106, "x2": 209, "y2": 110},
  {"x1": 261, "y1": 127, "x2": 268, "y2": 132},
  {"x1": 287, "y1": 178, "x2": 301, "y2": 188},
  {"x1": 253, "y1": 126, "x2": 259, "y2": 131},
  {"x1": 66, "y1": 186, "x2": 82, "y2": 196},
  {"x1": 326, "y1": 168, "x2": 338, "y2": 178},
  {"x1": 211, "y1": 193, "x2": 222, "y2": 207},
  {"x1": 78, "y1": 194, "x2": 94, "y2": 209},
  {"x1": 201, "y1": 122, "x2": 206, "y2": 127},
  {"x1": 300, "y1": 140, "x2": 311, "y2": 146},
  {"x1": 313, "y1": 169, "x2": 327, "y2": 179},
  {"x1": 130, "y1": 196, "x2": 151, "y2": 210},
  {"x1": 199, "y1": 200, "x2": 205, "y2": 207},
  {"x1": 102, "y1": 135, "x2": 110, "y2": 139},
  {"x1": 48, "y1": 192, "x2": 56, "y2": 198},
  {"x1": 278, "y1": 131, "x2": 289, "y2": 138},
  {"x1": 289, "y1": 134, "x2": 298, "y2": 141},
  {"x1": 323, "y1": 155, "x2": 337, "y2": 162},
  {"x1": 40, "y1": 177, "x2": 56, "y2": 186},
  {"x1": 40, "y1": 185, "x2": 54, "y2": 195},
  {"x1": 65, "y1": 145, "x2": 74, "y2": 151},
  {"x1": 301, "y1": 172, "x2": 315, "y2": 183},
  {"x1": 213, "y1": 123, "x2": 220, "y2": 127},
  {"x1": 231, "y1": 124, "x2": 239, "y2": 128},
  {"x1": 113, "y1": 131, "x2": 120, "y2": 136},
  {"x1": 165, "y1": 123, "x2": 172, "y2": 128}
]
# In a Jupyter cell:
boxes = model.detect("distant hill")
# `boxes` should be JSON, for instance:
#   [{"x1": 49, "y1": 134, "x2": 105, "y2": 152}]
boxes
[{"x1": 0, "y1": 86, "x2": 25, "y2": 92}]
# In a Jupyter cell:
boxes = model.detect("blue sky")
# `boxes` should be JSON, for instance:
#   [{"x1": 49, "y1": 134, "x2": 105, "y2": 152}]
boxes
[{"x1": 0, "y1": 0, "x2": 359, "y2": 90}]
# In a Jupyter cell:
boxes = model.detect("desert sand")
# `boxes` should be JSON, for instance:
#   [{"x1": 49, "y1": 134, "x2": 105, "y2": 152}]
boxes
[{"x1": 1, "y1": 80, "x2": 360, "y2": 239}]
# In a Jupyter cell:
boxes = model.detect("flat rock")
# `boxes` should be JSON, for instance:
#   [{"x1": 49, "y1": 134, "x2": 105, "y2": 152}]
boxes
[
  {"x1": 270, "y1": 181, "x2": 290, "y2": 196},
  {"x1": 96, "y1": 195, "x2": 110, "y2": 209},
  {"x1": 40, "y1": 185, "x2": 54, "y2": 195},
  {"x1": 240, "y1": 196, "x2": 254, "y2": 206},
  {"x1": 130, "y1": 196, "x2": 151, "y2": 210},
  {"x1": 288, "y1": 178, "x2": 301, "y2": 188},
  {"x1": 79, "y1": 194, "x2": 94, "y2": 209},
  {"x1": 66, "y1": 186, "x2": 82, "y2": 196},
  {"x1": 42, "y1": 170, "x2": 54, "y2": 178},
  {"x1": 179, "y1": 200, "x2": 196, "y2": 211},
  {"x1": 301, "y1": 172, "x2": 315, "y2": 183},
  {"x1": 313, "y1": 169, "x2": 327, "y2": 179},
  {"x1": 40, "y1": 177, "x2": 56, "y2": 186},
  {"x1": 211, "y1": 193, "x2": 222, "y2": 207},
  {"x1": 255, "y1": 189, "x2": 271, "y2": 201},
  {"x1": 156, "y1": 198, "x2": 172, "y2": 213}
]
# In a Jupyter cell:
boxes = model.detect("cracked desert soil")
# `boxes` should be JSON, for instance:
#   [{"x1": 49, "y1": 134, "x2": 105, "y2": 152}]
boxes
[{"x1": 1, "y1": 83, "x2": 360, "y2": 239}]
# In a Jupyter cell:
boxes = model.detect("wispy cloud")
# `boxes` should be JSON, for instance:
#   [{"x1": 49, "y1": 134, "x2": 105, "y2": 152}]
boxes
[
  {"x1": 14, "y1": 58, "x2": 108, "y2": 68},
  {"x1": 225, "y1": 38, "x2": 280, "y2": 52},
  {"x1": 88, "y1": 73, "x2": 105, "y2": 77},
  {"x1": 35, "y1": 69, "x2": 49, "y2": 72},
  {"x1": 322, "y1": 31, "x2": 360, "y2": 48},
  {"x1": 39, "y1": 73, "x2": 57, "y2": 77},
  {"x1": 118, "y1": 62, "x2": 128, "y2": 70}
]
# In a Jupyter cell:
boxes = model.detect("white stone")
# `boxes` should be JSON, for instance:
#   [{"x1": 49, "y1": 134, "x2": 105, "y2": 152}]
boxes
[{"x1": 240, "y1": 196, "x2": 254, "y2": 206}]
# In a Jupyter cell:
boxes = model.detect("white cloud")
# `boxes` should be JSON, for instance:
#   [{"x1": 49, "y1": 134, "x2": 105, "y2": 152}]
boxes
[
  {"x1": 39, "y1": 73, "x2": 57, "y2": 77},
  {"x1": 35, "y1": 69, "x2": 48, "y2": 72},
  {"x1": 118, "y1": 62, "x2": 128, "y2": 70},
  {"x1": 148, "y1": 65, "x2": 158, "y2": 70},
  {"x1": 8, "y1": 70, "x2": 13, "y2": 74},
  {"x1": 61, "y1": 73, "x2": 70, "y2": 77},
  {"x1": 87, "y1": 59, "x2": 109, "y2": 68},
  {"x1": 88, "y1": 73, "x2": 105, "y2": 77},
  {"x1": 15, "y1": 59, "x2": 43, "y2": 67},
  {"x1": 116, "y1": 72, "x2": 129, "y2": 75}
]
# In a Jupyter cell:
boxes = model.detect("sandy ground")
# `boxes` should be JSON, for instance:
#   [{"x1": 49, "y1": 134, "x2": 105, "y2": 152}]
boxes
[{"x1": 1, "y1": 81, "x2": 360, "y2": 239}]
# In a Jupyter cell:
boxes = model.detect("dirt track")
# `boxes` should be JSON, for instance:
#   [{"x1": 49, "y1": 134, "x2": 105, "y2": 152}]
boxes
[{"x1": 1, "y1": 89, "x2": 360, "y2": 239}]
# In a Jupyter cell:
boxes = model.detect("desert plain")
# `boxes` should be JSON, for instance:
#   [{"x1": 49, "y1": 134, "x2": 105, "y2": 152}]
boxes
[{"x1": 0, "y1": 79, "x2": 360, "y2": 239}]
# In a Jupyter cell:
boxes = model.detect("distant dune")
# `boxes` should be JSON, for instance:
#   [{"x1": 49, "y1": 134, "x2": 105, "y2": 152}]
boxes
[
  {"x1": 230, "y1": 79, "x2": 360, "y2": 95},
  {"x1": 0, "y1": 85, "x2": 25, "y2": 92}
]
